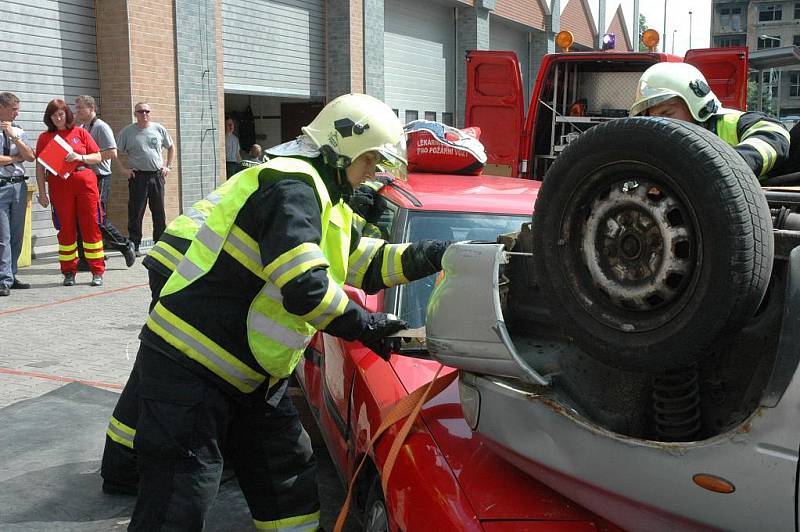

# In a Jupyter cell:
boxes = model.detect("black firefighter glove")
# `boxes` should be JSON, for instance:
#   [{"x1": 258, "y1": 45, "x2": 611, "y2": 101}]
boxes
[
  {"x1": 420, "y1": 239, "x2": 453, "y2": 272},
  {"x1": 359, "y1": 312, "x2": 408, "y2": 361},
  {"x1": 350, "y1": 185, "x2": 388, "y2": 224}
]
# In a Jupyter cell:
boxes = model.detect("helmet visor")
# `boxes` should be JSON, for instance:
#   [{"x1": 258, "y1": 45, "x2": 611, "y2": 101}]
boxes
[
  {"x1": 630, "y1": 83, "x2": 681, "y2": 116},
  {"x1": 375, "y1": 136, "x2": 408, "y2": 168}
]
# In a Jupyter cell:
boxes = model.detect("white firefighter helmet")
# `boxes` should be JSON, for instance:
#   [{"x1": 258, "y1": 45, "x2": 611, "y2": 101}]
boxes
[
  {"x1": 630, "y1": 62, "x2": 721, "y2": 122},
  {"x1": 302, "y1": 93, "x2": 407, "y2": 169}
]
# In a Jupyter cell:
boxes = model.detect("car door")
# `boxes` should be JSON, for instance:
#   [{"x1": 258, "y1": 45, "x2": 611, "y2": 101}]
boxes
[
  {"x1": 465, "y1": 50, "x2": 526, "y2": 177},
  {"x1": 318, "y1": 200, "x2": 400, "y2": 466}
]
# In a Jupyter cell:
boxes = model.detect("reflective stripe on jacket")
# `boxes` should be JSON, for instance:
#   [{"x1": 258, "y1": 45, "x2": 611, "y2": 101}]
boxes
[
  {"x1": 145, "y1": 172, "x2": 244, "y2": 274},
  {"x1": 708, "y1": 109, "x2": 790, "y2": 178},
  {"x1": 146, "y1": 158, "x2": 354, "y2": 392}
]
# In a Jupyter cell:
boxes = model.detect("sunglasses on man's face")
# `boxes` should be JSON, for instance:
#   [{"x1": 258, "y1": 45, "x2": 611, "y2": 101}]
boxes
[{"x1": 135, "y1": 109, "x2": 151, "y2": 115}]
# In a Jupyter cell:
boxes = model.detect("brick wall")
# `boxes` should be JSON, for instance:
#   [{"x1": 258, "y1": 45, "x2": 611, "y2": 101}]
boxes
[
  {"x1": 606, "y1": 6, "x2": 633, "y2": 51},
  {"x1": 327, "y1": 0, "x2": 351, "y2": 97},
  {"x1": 561, "y1": 0, "x2": 597, "y2": 49},
  {"x1": 494, "y1": 0, "x2": 547, "y2": 30},
  {"x1": 456, "y1": 6, "x2": 491, "y2": 127},
  {"x1": 95, "y1": 1, "x2": 133, "y2": 242},
  {"x1": 350, "y1": 0, "x2": 364, "y2": 93},
  {"x1": 96, "y1": 0, "x2": 179, "y2": 247}
]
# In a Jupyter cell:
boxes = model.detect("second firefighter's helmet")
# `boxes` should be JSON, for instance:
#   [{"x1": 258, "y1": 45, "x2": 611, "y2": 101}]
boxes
[
  {"x1": 630, "y1": 62, "x2": 721, "y2": 122},
  {"x1": 302, "y1": 93, "x2": 407, "y2": 169}
]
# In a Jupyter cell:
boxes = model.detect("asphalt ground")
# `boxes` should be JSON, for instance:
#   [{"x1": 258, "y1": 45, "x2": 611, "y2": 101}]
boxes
[{"x1": 0, "y1": 251, "x2": 358, "y2": 531}]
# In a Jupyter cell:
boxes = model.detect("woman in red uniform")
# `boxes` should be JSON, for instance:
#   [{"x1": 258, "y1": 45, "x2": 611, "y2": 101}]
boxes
[{"x1": 35, "y1": 99, "x2": 105, "y2": 286}]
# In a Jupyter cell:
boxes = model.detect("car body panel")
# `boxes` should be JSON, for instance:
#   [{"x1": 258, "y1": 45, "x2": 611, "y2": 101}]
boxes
[
  {"x1": 426, "y1": 241, "x2": 800, "y2": 532},
  {"x1": 380, "y1": 173, "x2": 541, "y2": 214},
  {"x1": 296, "y1": 173, "x2": 620, "y2": 530}
]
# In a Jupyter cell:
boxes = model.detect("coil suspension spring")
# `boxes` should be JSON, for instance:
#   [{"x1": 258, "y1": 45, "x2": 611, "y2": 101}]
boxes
[{"x1": 652, "y1": 363, "x2": 701, "y2": 441}]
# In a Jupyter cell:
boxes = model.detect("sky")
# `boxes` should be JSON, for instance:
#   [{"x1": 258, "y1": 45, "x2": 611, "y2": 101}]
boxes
[{"x1": 580, "y1": 0, "x2": 712, "y2": 56}]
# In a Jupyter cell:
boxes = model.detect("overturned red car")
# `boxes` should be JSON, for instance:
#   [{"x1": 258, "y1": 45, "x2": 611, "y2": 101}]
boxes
[{"x1": 295, "y1": 172, "x2": 622, "y2": 531}]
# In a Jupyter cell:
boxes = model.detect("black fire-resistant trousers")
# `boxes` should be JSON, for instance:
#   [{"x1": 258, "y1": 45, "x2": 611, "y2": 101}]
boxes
[{"x1": 125, "y1": 344, "x2": 319, "y2": 531}]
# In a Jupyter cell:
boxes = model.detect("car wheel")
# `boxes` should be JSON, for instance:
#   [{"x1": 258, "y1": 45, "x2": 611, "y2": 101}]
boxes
[
  {"x1": 531, "y1": 117, "x2": 773, "y2": 371},
  {"x1": 362, "y1": 477, "x2": 388, "y2": 532}
]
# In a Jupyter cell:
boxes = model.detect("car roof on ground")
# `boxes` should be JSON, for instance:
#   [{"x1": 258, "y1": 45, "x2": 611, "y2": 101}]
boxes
[{"x1": 380, "y1": 172, "x2": 540, "y2": 215}]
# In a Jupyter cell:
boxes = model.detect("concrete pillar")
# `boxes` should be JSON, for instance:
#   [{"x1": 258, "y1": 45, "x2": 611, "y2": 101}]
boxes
[
  {"x1": 364, "y1": 0, "x2": 385, "y2": 101},
  {"x1": 174, "y1": 0, "x2": 224, "y2": 209},
  {"x1": 326, "y1": 0, "x2": 364, "y2": 98},
  {"x1": 455, "y1": 5, "x2": 491, "y2": 127}
]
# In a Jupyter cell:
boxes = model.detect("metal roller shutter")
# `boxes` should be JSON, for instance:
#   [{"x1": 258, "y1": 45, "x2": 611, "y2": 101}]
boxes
[
  {"x1": 221, "y1": 0, "x2": 326, "y2": 99},
  {"x1": 384, "y1": 0, "x2": 455, "y2": 125},
  {"x1": 1, "y1": 0, "x2": 100, "y2": 253},
  {"x1": 490, "y1": 17, "x2": 531, "y2": 107}
]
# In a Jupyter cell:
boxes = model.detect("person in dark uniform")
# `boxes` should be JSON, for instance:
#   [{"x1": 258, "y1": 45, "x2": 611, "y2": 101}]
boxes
[
  {"x1": 630, "y1": 62, "x2": 790, "y2": 180},
  {"x1": 119, "y1": 93, "x2": 448, "y2": 531}
]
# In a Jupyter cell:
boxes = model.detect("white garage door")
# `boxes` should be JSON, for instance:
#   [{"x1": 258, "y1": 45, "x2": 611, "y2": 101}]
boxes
[
  {"x1": 490, "y1": 17, "x2": 530, "y2": 108},
  {"x1": 222, "y1": 0, "x2": 326, "y2": 99},
  {"x1": 1, "y1": 0, "x2": 100, "y2": 252},
  {"x1": 384, "y1": 0, "x2": 455, "y2": 125}
]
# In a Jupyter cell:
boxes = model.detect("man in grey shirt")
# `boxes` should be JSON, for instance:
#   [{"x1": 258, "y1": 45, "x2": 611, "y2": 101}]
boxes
[
  {"x1": 224, "y1": 117, "x2": 241, "y2": 178},
  {"x1": 74, "y1": 95, "x2": 135, "y2": 268},
  {"x1": 117, "y1": 102, "x2": 175, "y2": 255},
  {"x1": 0, "y1": 92, "x2": 35, "y2": 296}
]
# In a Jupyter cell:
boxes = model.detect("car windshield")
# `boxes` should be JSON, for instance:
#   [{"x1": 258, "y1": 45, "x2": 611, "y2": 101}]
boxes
[{"x1": 398, "y1": 211, "x2": 530, "y2": 328}]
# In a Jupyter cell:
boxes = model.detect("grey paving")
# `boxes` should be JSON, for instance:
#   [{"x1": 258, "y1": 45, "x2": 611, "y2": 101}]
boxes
[
  {"x1": 0, "y1": 251, "x2": 359, "y2": 531},
  {"x1": 0, "y1": 252, "x2": 149, "y2": 408}
]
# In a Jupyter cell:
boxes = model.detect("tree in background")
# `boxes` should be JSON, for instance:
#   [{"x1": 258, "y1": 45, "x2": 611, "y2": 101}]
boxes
[
  {"x1": 747, "y1": 78, "x2": 775, "y2": 117},
  {"x1": 638, "y1": 14, "x2": 649, "y2": 52}
]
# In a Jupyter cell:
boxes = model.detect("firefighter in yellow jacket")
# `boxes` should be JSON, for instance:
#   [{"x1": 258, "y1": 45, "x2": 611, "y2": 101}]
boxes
[
  {"x1": 630, "y1": 62, "x2": 790, "y2": 180},
  {"x1": 101, "y1": 173, "x2": 388, "y2": 500},
  {"x1": 128, "y1": 94, "x2": 450, "y2": 531}
]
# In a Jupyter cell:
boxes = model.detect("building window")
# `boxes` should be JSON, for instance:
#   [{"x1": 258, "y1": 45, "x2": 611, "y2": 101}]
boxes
[
  {"x1": 791, "y1": 72, "x2": 800, "y2": 97},
  {"x1": 718, "y1": 36, "x2": 745, "y2": 47},
  {"x1": 424, "y1": 111, "x2": 437, "y2": 121},
  {"x1": 405, "y1": 110, "x2": 418, "y2": 123},
  {"x1": 720, "y1": 7, "x2": 743, "y2": 31},
  {"x1": 758, "y1": 35, "x2": 781, "y2": 49},
  {"x1": 759, "y1": 4, "x2": 782, "y2": 21},
  {"x1": 795, "y1": 3, "x2": 800, "y2": 19},
  {"x1": 441, "y1": 112, "x2": 453, "y2": 126},
  {"x1": 794, "y1": 35, "x2": 800, "y2": 47}
]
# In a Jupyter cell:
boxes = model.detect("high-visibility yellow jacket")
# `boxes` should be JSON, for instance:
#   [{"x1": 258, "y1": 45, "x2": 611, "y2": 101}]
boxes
[
  {"x1": 139, "y1": 158, "x2": 442, "y2": 395},
  {"x1": 704, "y1": 109, "x2": 790, "y2": 179}
]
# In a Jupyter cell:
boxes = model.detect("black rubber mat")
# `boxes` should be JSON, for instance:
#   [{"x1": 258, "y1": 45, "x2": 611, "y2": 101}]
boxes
[{"x1": 0, "y1": 382, "x2": 354, "y2": 531}]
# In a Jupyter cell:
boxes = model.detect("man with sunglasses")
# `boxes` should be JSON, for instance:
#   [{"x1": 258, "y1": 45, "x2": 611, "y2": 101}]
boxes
[{"x1": 116, "y1": 102, "x2": 175, "y2": 256}]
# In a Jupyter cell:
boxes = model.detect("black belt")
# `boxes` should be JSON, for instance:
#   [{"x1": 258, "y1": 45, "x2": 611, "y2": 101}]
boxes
[
  {"x1": 133, "y1": 169, "x2": 160, "y2": 174},
  {"x1": 0, "y1": 176, "x2": 27, "y2": 187}
]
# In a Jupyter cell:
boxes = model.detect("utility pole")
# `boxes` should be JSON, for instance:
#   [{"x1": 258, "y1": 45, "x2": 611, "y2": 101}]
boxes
[
  {"x1": 689, "y1": 11, "x2": 693, "y2": 49},
  {"x1": 663, "y1": 0, "x2": 667, "y2": 52},
  {"x1": 672, "y1": 29, "x2": 677, "y2": 54}
]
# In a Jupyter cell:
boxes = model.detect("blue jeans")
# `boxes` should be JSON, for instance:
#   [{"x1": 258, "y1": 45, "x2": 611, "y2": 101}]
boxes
[{"x1": 0, "y1": 180, "x2": 27, "y2": 288}]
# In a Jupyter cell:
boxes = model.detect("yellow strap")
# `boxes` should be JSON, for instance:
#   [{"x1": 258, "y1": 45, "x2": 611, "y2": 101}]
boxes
[{"x1": 334, "y1": 366, "x2": 457, "y2": 532}]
